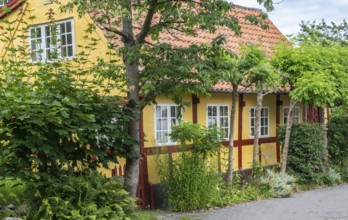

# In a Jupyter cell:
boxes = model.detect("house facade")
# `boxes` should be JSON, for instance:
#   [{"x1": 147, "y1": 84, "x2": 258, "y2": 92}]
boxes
[{"x1": 1, "y1": 0, "x2": 316, "y2": 208}]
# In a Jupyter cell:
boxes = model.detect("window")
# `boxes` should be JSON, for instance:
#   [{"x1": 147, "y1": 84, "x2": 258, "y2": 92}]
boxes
[
  {"x1": 0, "y1": 0, "x2": 10, "y2": 7},
  {"x1": 29, "y1": 19, "x2": 75, "y2": 62},
  {"x1": 155, "y1": 105, "x2": 180, "y2": 145},
  {"x1": 207, "y1": 105, "x2": 229, "y2": 139},
  {"x1": 250, "y1": 107, "x2": 269, "y2": 137},
  {"x1": 283, "y1": 106, "x2": 300, "y2": 125}
]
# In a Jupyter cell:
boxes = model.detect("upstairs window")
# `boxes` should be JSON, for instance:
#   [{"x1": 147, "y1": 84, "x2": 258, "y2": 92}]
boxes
[
  {"x1": 207, "y1": 105, "x2": 230, "y2": 139},
  {"x1": 250, "y1": 107, "x2": 269, "y2": 137},
  {"x1": 155, "y1": 105, "x2": 181, "y2": 145},
  {"x1": 0, "y1": 0, "x2": 10, "y2": 7},
  {"x1": 283, "y1": 106, "x2": 301, "y2": 125},
  {"x1": 29, "y1": 19, "x2": 75, "y2": 62}
]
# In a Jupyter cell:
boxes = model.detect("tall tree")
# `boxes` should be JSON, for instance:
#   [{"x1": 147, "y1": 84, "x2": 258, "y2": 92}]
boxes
[
  {"x1": 241, "y1": 45, "x2": 278, "y2": 164},
  {"x1": 60, "y1": 0, "x2": 274, "y2": 197},
  {"x1": 296, "y1": 20, "x2": 348, "y2": 170},
  {"x1": 272, "y1": 42, "x2": 348, "y2": 172}
]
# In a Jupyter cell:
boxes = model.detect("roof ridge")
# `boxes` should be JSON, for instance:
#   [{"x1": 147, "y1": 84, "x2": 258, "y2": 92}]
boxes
[{"x1": 231, "y1": 3, "x2": 264, "y2": 13}]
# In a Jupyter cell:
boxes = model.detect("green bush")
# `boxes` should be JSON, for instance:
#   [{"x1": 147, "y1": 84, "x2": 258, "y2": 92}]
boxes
[
  {"x1": 278, "y1": 123, "x2": 323, "y2": 184},
  {"x1": 261, "y1": 170, "x2": 297, "y2": 198},
  {"x1": 25, "y1": 171, "x2": 135, "y2": 220},
  {"x1": 157, "y1": 152, "x2": 221, "y2": 212},
  {"x1": 0, "y1": 177, "x2": 27, "y2": 206},
  {"x1": 328, "y1": 115, "x2": 348, "y2": 170},
  {"x1": 0, "y1": 177, "x2": 28, "y2": 219},
  {"x1": 320, "y1": 167, "x2": 342, "y2": 186},
  {"x1": 156, "y1": 122, "x2": 224, "y2": 211}
]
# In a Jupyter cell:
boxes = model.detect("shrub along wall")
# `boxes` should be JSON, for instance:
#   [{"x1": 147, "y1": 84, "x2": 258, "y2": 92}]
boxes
[
  {"x1": 278, "y1": 124, "x2": 323, "y2": 184},
  {"x1": 328, "y1": 115, "x2": 348, "y2": 181}
]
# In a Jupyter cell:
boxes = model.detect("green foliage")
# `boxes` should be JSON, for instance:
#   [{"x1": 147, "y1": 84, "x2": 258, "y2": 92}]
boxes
[
  {"x1": 156, "y1": 122, "x2": 226, "y2": 211},
  {"x1": 157, "y1": 152, "x2": 221, "y2": 212},
  {"x1": 278, "y1": 124, "x2": 323, "y2": 184},
  {"x1": 297, "y1": 20, "x2": 348, "y2": 47},
  {"x1": 328, "y1": 115, "x2": 348, "y2": 166},
  {"x1": 261, "y1": 170, "x2": 297, "y2": 198},
  {"x1": 170, "y1": 122, "x2": 223, "y2": 158},
  {"x1": 0, "y1": 177, "x2": 27, "y2": 219},
  {"x1": 25, "y1": 172, "x2": 135, "y2": 220},
  {"x1": 0, "y1": 177, "x2": 27, "y2": 206},
  {"x1": 320, "y1": 167, "x2": 342, "y2": 186}
]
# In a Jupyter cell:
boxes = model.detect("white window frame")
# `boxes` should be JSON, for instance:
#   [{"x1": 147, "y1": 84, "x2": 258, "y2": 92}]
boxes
[
  {"x1": 206, "y1": 105, "x2": 230, "y2": 140},
  {"x1": 154, "y1": 104, "x2": 182, "y2": 146},
  {"x1": 0, "y1": 0, "x2": 10, "y2": 7},
  {"x1": 29, "y1": 19, "x2": 75, "y2": 62},
  {"x1": 283, "y1": 106, "x2": 301, "y2": 125},
  {"x1": 250, "y1": 106, "x2": 269, "y2": 138}
]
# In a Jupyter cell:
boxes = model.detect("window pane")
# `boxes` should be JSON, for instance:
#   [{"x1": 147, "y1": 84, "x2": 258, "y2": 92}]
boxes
[
  {"x1": 171, "y1": 119, "x2": 177, "y2": 126},
  {"x1": 156, "y1": 106, "x2": 161, "y2": 117},
  {"x1": 251, "y1": 108, "x2": 255, "y2": 117},
  {"x1": 156, "y1": 119, "x2": 162, "y2": 130},
  {"x1": 61, "y1": 47, "x2": 67, "y2": 57},
  {"x1": 67, "y1": 21, "x2": 72, "y2": 32},
  {"x1": 67, "y1": 34, "x2": 72, "y2": 45},
  {"x1": 60, "y1": 23, "x2": 66, "y2": 33},
  {"x1": 67, "y1": 46, "x2": 73, "y2": 57},
  {"x1": 161, "y1": 119, "x2": 167, "y2": 130},
  {"x1": 61, "y1": 35, "x2": 66, "y2": 45},
  {"x1": 161, "y1": 107, "x2": 167, "y2": 117},
  {"x1": 170, "y1": 106, "x2": 176, "y2": 117}
]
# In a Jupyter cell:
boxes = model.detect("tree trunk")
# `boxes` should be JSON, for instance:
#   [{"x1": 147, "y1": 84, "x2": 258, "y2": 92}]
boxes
[
  {"x1": 320, "y1": 108, "x2": 329, "y2": 172},
  {"x1": 280, "y1": 98, "x2": 297, "y2": 173},
  {"x1": 124, "y1": 61, "x2": 141, "y2": 198},
  {"x1": 226, "y1": 84, "x2": 238, "y2": 185},
  {"x1": 253, "y1": 92, "x2": 263, "y2": 164},
  {"x1": 122, "y1": 0, "x2": 141, "y2": 198}
]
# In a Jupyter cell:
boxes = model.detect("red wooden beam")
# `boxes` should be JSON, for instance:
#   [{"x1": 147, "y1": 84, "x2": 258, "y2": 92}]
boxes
[
  {"x1": 276, "y1": 94, "x2": 281, "y2": 163},
  {"x1": 192, "y1": 94, "x2": 199, "y2": 124},
  {"x1": 237, "y1": 94, "x2": 244, "y2": 169}
]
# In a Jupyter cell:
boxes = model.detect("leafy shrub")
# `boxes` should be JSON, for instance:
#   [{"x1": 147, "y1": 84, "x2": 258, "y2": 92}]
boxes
[
  {"x1": 278, "y1": 123, "x2": 323, "y2": 184},
  {"x1": 328, "y1": 115, "x2": 348, "y2": 177},
  {"x1": 320, "y1": 167, "x2": 342, "y2": 186},
  {"x1": 156, "y1": 123, "x2": 224, "y2": 211},
  {"x1": 0, "y1": 177, "x2": 27, "y2": 206},
  {"x1": 157, "y1": 152, "x2": 221, "y2": 211},
  {"x1": 25, "y1": 171, "x2": 135, "y2": 220},
  {"x1": 0, "y1": 177, "x2": 28, "y2": 219},
  {"x1": 261, "y1": 170, "x2": 297, "y2": 198}
]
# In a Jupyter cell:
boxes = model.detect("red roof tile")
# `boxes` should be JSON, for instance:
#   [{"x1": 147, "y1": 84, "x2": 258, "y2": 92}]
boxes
[{"x1": 0, "y1": 0, "x2": 24, "y2": 19}]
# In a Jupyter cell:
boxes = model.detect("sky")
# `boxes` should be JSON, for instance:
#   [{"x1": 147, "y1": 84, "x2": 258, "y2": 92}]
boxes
[{"x1": 230, "y1": 0, "x2": 348, "y2": 36}]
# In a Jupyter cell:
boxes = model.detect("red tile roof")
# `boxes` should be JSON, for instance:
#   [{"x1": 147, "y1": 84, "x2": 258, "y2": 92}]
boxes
[
  {"x1": 0, "y1": 0, "x2": 24, "y2": 19},
  {"x1": 92, "y1": 5, "x2": 286, "y2": 94}
]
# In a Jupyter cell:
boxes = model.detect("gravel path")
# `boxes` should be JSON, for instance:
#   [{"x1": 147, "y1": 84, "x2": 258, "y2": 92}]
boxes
[{"x1": 157, "y1": 184, "x2": 348, "y2": 220}]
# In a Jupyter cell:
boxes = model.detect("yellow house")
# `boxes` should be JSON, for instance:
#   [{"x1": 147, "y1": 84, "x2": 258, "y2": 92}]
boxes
[{"x1": 1, "y1": 0, "x2": 316, "y2": 208}]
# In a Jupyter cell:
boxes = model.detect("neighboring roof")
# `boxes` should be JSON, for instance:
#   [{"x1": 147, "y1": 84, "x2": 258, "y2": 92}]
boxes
[{"x1": 0, "y1": 0, "x2": 24, "y2": 19}]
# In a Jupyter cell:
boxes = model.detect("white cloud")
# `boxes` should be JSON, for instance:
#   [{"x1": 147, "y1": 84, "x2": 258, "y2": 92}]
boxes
[{"x1": 228, "y1": 0, "x2": 347, "y2": 35}]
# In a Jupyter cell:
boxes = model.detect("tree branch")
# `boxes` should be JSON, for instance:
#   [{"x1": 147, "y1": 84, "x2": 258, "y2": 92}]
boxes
[
  {"x1": 136, "y1": 0, "x2": 158, "y2": 44},
  {"x1": 104, "y1": 26, "x2": 130, "y2": 41}
]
